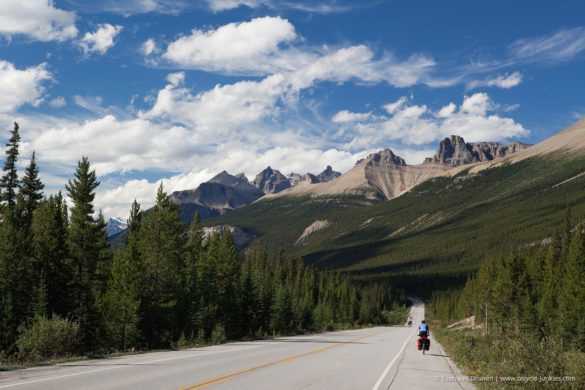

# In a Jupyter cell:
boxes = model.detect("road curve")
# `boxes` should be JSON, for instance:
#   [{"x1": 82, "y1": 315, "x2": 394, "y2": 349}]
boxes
[{"x1": 0, "y1": 301, "x2": 472, "y2": 390}]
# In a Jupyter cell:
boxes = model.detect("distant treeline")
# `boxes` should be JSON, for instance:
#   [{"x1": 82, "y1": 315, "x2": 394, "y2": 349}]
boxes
[
  {"x1": 0, "y1": 123, "x2": 404, "y2": 362},
  {"x1": 430, "y1": 213, "x2": 585, "y2": 387}
]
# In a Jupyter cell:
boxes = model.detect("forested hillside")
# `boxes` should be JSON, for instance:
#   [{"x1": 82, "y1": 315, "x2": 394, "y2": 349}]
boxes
[
  {"x1": 429, "y1": 217, "x2": 585, "y2": 388},
  {"x1": 0, "y1": 123, "x2": 404, "y2": 364},
  {"x1": 209, "y1": 152, "x2": 585, "y2": 294}
]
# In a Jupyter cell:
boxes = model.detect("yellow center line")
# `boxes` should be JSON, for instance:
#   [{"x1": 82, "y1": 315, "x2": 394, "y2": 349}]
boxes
[{"x1": 178, "y1": 332, "x2": 378, "y2": 390}]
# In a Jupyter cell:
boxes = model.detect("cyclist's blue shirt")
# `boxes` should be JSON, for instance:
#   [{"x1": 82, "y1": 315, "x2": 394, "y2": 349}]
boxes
[{"x1": 419, "y1": 323, "x2": 429, "y2": 332}]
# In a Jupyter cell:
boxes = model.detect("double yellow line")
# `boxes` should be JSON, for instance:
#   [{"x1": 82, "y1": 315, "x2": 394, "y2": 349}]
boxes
[{"x1": 179, "y1": 332, "x2": 376, "y2": 390}]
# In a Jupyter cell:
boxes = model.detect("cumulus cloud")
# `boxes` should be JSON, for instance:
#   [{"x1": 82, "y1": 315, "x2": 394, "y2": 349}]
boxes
[
  {"x1": 163, "y1": 16, "x2": 301, "y2": 74},
  {"x1": 0, "y1": 0, "x2": 77, "y2": 42},
  {"x1": 160, "y1": 17, "x2": 435, "y2": 87},
  {"x1": 141, "y1": 38, "x2": 158, "y2": 56},
  {"x1": 343, "y1": 93, "x2": 529, "y2": 148},
  {"x1": 0, "y1": 60, "x2": 52, "y2": 113},
  {"x1": 142, "y1": 72, "x2": 288, "y2": 133},
  {"x1": 467, "y1": 71, "x2": 523, "y2": 90},
  {"x1": 332, "y1": 110, "x2": 372, "y2": 123},
  {"x1": 79, "y1": 24, "x2": 123, "y2": 56}
]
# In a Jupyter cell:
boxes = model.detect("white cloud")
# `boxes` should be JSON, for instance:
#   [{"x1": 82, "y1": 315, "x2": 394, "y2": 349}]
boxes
[
  {"x1": 79, "y1": 24, "x2": 123, "y2": 56},
  {"x1": 0, "y1": 60, "x2": 52, "y2": 113},
  {"x1": 141, "y1": 38, "x2": 158, "y2": 56},
  {"x1": 331, "y1": 110, "x2": 372, "y2": 123},
  {"x1": 384, "y1": 97, "x2": 408, "y2": 114},
  {"x1": 94, "y1": 146, "x2": 361, "y2": 219},
  {"x1": 160, "y1": 17, "x2": 435, "y2": 87},
  {"x1": 460, "y1": 93, "x2": 492, "y2": 115},
  {"x1": 206, "y1": 0, "x2": 355, "y2": 13},
  {"x1": 467, "y1": 71, "x2": 523, "y2": 90},
  {"x1": 0, "y1": 0, "x2": 77, "y2": 42},
  {"x1": 49, "y1": 96, "x2": 66, "y2": 108},
  {"x1": 142, "y1": 72, "x2": 289, "y2": 132},
  {"x1": 163, "y1": 16, "x2": 300, "y2": 74},
  {"x1": 509, "y1": 27, "x2": 585, "y2": 63},
  {"x1": 437, "y1": 102, "x2": 456, "y2": 118},
  {"x1": 288, "y1": 46, "x2": 435, "y2": 90},
  {"x1": 344, "y1": 93, "x2": 529, "y2": 148},
  {"x1": 206, "y1": 0, "x2": 264, "y2": 12}
]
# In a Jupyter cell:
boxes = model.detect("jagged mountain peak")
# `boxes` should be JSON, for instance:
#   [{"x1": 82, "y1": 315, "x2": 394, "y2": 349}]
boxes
[
  {"x1": 425, "y1": 135, "x2": 531, "y2": 167},
  {"x1": 360, "y1": 148, "x2": 407, "y2": 167},
  {"x1": 253, "y1": 166, "x2": 291, "y2": 193},
  {"x1": 316, "y1": 165, "x2": 341, "y2": 182}
]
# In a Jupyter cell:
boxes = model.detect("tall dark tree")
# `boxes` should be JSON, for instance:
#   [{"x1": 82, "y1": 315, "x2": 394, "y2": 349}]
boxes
[
  {"x1": 65, "y1": 157, "x2": 109, "y2": 350},
  {"x1": 0, "y1": 122, "x2": 21, "y2": 208},
  {"x1": 31, "y1": 195, "x2": 70, "y2": 317},
  {"x1": 137, "y1": 184, "x2": 186, "y2": 347},
  {"x1": 21, "y1": 151, "x2": 44, "y2": 230}
]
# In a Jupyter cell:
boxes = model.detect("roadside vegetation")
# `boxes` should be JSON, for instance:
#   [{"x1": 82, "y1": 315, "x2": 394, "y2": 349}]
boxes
[
  {"x1": 0, "y1": 123, "x2": 406, "y2": 366},
  {"x1": 429, "y1": 217, "x2": 585, "y2": 389}
]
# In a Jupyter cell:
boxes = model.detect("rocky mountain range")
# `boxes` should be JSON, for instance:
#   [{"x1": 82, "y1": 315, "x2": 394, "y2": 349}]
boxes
[
  {"x1": 165, "y1": 165, "x2": 342, "y2": 225},
  {"x1": 267, "y1": 135, "x2": 530, "y2": 201},
  {"x1": 170, "y1": 170, "x2": 264, "y2": 222},
  {"x1": 424, "y1": 135, "x2": 531, "y2": 166},
  {"x1": 138, "y1": 134, "x2": 531, "y2": 231}
]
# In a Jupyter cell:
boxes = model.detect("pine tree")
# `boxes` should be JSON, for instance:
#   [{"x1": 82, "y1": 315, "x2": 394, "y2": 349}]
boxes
[
  {"x1": 137, "y1": 183, "x2": 186, "y2": 347},
  {"x1": 539, "y1": 235, "x2": 561, "y2": 336},
  {"x1": 0, "y1": 122, "x2": 21, "y2": 208},
  {"x1": 183, "y1": 210, "x2": 203, "y2": 340},
  {"x1": 98, "y1": 201, "x2": 143, "y2": 351},
  {"x1": 21, "y1": 151, "x2": 44, "y2": 231},
  {"x1": 216, "y1": 230, "x2": 241, "y2": 339},
  {"x1": 66, "y1": 157, "x2": 109, "y2": 351},
  {"x1": 31, "y1": 196, "x2": 70, "y2": 317}
]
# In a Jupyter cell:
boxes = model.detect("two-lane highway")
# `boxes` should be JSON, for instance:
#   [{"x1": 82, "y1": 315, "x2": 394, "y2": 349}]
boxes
[{"x1": 0, "y1": 301, "x2": 473, "y2": 390}]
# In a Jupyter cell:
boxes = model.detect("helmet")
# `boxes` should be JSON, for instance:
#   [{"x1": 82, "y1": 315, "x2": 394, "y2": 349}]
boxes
[{"x1": 421, "y1": 320, "x2": 426, "y2": 323}]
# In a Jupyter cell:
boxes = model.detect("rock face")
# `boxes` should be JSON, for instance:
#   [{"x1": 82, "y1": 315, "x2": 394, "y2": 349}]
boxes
[
  {"x1": 295, "y1": 220, "x2": 331, "y2": 245},
  {"x1": 362, "y1": 149, "x2": 446, "y2": 200},
  {"x1": 105, "y1": 217, "x2": 126, "y2": 237},
  {"x1": 171, "y1": 171, "x2": 264, "y2": 222},
  {"x1": 253, "y1": 166, "x2": 291, "y2": 193},
  {"x1": 288, "y1": 167, "x2": 340, "y2": 188},
  {"x1": 425, "y1": 135, "x2": 530, "y2": 166},
  {"x1": 366, "y1": 148, "x2": 407, "y2": 167},
  {"x1": 316, "y1": 165, "x2": 341, "y2": 182},
  {"x1": 202, "y1": 225, "x2": 254, "y2": 250},
  {"x1": 268, "y1": 148, "x2": 449, "y2": 201}
]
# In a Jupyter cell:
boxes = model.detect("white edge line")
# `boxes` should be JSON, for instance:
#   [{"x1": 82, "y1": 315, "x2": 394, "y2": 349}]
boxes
[
  {"x1": 0, "y1": 346, "x2": 258, "y2": 389},
  {"x1": 372, "y1": 330, "x2": 415, "y2": 390}
]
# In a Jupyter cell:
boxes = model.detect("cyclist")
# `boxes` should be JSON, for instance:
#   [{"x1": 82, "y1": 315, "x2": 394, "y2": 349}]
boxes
[{"x1": 418, "y1": 320, "x2": 429, "y2": 337}]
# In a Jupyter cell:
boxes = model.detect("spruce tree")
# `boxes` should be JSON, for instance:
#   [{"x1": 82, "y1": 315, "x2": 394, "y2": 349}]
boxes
[
  {"x1": 0, "y1": 122, "x2": 21, "y2": 208},
  {"x1": 21, "y1": 151, "x2": 44, "y2": 230},
  {"x1": 183, "y1": 210, "x2": 203, "y2": 340},
  {"x1": 66, "y1": 156, "x2": 109, "y2": 351},
  {"x1": 137, "y1": 183, "x2": 185, "y2": 347},
  {"x1": 31, "y1": 196, "x2": 70, "y2": 317}
]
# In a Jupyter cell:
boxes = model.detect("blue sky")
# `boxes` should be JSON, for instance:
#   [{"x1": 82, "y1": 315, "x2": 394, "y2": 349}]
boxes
[{"x1": 1, "y1": 0, "x2": 584, "y2": 218}]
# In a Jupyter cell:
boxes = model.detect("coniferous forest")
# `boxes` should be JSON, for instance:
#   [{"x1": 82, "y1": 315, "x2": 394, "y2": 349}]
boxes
[
  {"x1": 429, "y1": 214, "x2": 585, "y2": 387},
  {"x1": 0, "y1": 123, "x2": 404, "y2": 363}
]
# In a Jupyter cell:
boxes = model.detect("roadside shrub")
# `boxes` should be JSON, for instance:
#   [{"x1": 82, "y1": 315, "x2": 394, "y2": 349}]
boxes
[
  {"x1": 211, "y1": 324, "x2": 226, "y2": 344},
  {"x1": 17, "y1": 316, "x2": 80, "y2": 362}
]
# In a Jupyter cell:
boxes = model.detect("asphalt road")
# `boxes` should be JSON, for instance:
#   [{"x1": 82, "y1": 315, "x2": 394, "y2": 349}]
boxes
[{"x1": 0, "y1": 300, "x2": 473, "y2": 390}]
